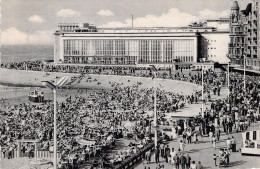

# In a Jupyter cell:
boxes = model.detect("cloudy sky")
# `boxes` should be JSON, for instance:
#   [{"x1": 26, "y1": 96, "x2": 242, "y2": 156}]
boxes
[{"x1": 1, "y1": 0, "x2": 251, "y2": 45}]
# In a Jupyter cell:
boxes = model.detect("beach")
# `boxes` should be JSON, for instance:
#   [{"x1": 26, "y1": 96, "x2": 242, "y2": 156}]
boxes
[
  {"x1": 0, "y1": 67, "x2": 204, "y2": 169},
  {"x1": 0, "y1": 68, "x2": 200, "y2": 95}
]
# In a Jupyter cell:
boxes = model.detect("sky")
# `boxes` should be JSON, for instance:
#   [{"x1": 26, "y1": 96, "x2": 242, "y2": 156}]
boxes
[{"x1": 1, "y1": 0, "x2": 252, "y2": 45}]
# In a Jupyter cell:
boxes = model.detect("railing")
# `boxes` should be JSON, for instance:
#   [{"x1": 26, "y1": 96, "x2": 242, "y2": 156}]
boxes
[
  {"x1": 0, "y1": 150, "x2": 61, "y2": 159},
  {"x1": 35, "y1": 151, "x2": 62, "y2": 158},
  {"x1": 0, "y1": 150, "x2": 19, "y2": 158},
  {"x1": 114, "y1": 138, "x2": 163, "y2": 169}
]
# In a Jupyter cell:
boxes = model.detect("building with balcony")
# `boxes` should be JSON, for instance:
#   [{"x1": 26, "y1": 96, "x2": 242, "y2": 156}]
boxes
[{"x1": 229, "y1": 0, "x2": 260, "y2": 71}]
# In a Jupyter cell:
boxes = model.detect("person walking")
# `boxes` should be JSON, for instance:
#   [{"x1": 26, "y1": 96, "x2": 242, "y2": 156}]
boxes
[
  {"x1": 190, "y1": 161, "x2": 196, "y2": 169},
  {"x1": 226, "y1": 138, "x2": 231, "y2": 151},
  {"x1": 170, "y1": 148, "x2": 176, "y2": 165},
  {"x1": 186, "y1": 153, "x2": 191, "y2": 168},
  {"x1": 231, "y1": 136, "x2": 236, "y2": 152},
  {"x1": 196, "y1": 161, "x2": 204, "y2": 169},
  {"x1": 212, "y1": 135, "x2": 217, "y2": 150},
  {"x1": 182, "y1": 131, "x2": 187, "y2": 144},
  {"x1": 179, "y1": 140, "x2": 185, "y2": 152},
  {"x1": 155, "y1": 147, "x2": 160, "y2": 163},
  {"x1": 173, "y1": 154, "x2": 180, "y2": 169},
  {"x1": 213, "y1": 154, "x2": 218, "y2": 166},
  {"x1": 187, "y1": 130, "x2": 192, "y2": 144},
  {"x1": 209, "y1": 130, "x2": 213, "y2": 142},
  {"x1": 165, "y1": 145, "x2": 170, "y2": 163},
  {"x1": 216, "y1": 127, "x2": 220, "y2": 141},
  {"x1": 145, "y1": 150, "x2": 151, "y2": 164},
  {"x1": 160, "y1": 143, "x2": 165, "y2": 158},
  {"x1": 179, "y1": 153, "x2": 186, "y2": 169}
]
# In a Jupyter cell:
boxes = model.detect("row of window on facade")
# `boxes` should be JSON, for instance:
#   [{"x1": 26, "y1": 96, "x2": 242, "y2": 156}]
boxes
[
  {"x1": 63, "y1": 39, "x2": 194, "y2": 63},
  {"x1": 208, "y1": 55, "x2": 217, "y2": 57},
  {"x1": 247, "y1": 59, "x2": 260, "y2": 67},
  {"x1": 63, "y1": 56, "x2": 136, "y2": 64},
  {"x1": 63, "y1": 55, "x2": 194, "y2": 64},
  {"x1": 206, "y1": 40, "x2": 217, "y2": 42}
]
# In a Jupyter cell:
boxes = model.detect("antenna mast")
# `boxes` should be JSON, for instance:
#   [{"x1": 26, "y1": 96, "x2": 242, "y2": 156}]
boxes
[{"x1": 132, "y1": 14, "x2": 134, "y2": 28}]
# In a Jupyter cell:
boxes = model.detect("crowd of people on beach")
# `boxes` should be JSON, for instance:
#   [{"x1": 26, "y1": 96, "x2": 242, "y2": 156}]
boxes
[
  {"x1": 1, "y1": 60, "x2": 260, "y2": 168},
  {"x1": 1, "y1": 60, "x2": 208, "y2": 86},
  {"x1": 0, "y1": 78, "x2": 200, "y2": 168}
]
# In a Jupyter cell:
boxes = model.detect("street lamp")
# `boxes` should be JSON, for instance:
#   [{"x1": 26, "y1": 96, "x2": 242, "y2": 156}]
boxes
[
  {"x1": 243, "y1": 52, "x2": 246, "y2": 90},
  {"x1": 240, "y1": 45, "x2": 246, "y2": 90},
  {"x1": 149, "y1": 65, "x2": 158, "y2": 149},
  {"x1": 201, "y1": 65, "x2": 204, "y2": 118},
  {"x1": 227, "y1": 62, "x2": 230, "y2": 98},
  {"x1": 41, "y1": 76, "x2": 69, "y2": 169}
]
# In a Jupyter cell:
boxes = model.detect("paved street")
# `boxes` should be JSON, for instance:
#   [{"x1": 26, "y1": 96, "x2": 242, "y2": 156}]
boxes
[
  {"x1": 136, "y1": 86, "x2": 260, "y2": 169},
  {"x1": 136, "y1": 121, "x2": 260, "y2": 169}
]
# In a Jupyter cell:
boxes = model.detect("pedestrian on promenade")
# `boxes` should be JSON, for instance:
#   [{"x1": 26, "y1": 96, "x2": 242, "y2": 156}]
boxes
[
  {"x1": 226, "y1": 138, "x2": 231, "y2": 151},
  {"x1": 179, "y1": 140, "x2": 185, "y2": 152},
  {"x1": 170, "y1": 148, "x2": 176, "y2": 165},
  {"x1": 173, "y1": 154, "x2": 180, "y2": 169},
  {"x1": 185, "y1": 153, "x2": 191, "y2": 168},
  {"x1": 213, "y1": 154, "x2": 218, "y2": 166},
  {"x1": 182, "y1": 131, "x2": 187, "y2": 144},
  {"x1": 160, "y1": 143, "x2": 165, "y2": 158},
  {"x1": 216, "y1": 127, "x2": 220, "y2": 141},
  {"x1": 199, "y1": 125, "x2": 203, "y2": 137},
  {"x1": 145, "y1": 150, "x2": 151, "y2": 164},
  {"x1": 224, "y1": 151, "x2": 230, "y2": 166},
  {"x1": 190, "y1": 161, "x2": 196, "y2": 169},
  {"x1": 209, "y1": 130, "x2": 213, "y2": 142},
  {"x1": 155, "y1": 147, "x2": 160, "y2": 163},
  {"x1": 231, "y1": 136, "x2": 236, "y2": 152},
  {"x1": 187, "y1": 130, "x2": 192, "y2": 144},
  {"x1": 179, "y1": 153, "x2": 186, "y2": 169},
  {"x1": 193, "y1": 130, "x2": 198, "y2": 143},
  {"x1": 196, "y1": 161, "x2": 203, "y2": 169},
  {"x1": 212, "y1": 135, "x2": 217, "y2": 150},
  {"x1": 165, "y1": 145, "x2": 170, "y2": 163}
]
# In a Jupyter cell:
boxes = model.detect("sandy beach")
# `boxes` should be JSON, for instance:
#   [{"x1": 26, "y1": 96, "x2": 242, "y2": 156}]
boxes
[
  {"x1": 0, "y1": 68, "x2": 200, "y2": 95},
  {"x1": 0, "y1": 68, "x2": 204, "y2": 169}
]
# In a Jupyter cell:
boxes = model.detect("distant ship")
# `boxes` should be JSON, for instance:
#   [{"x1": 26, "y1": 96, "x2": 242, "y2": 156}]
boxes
[{"x1": 28, "y1": 91, "x2": 44, "y2": 102}]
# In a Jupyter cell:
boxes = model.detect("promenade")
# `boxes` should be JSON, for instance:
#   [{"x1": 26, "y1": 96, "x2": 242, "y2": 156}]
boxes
[
  {"x1": 136, "y1": 122, "x2": 260, "y2": 169},
  {"x1": 136, "y1": 86, "x2": 260, "y2": 169}
]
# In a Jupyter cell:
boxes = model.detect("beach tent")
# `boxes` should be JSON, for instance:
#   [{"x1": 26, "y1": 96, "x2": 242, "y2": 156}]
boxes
[
  {"x1": 77, "y1": 139, "x2": 96, "y2": 146},
  {"x1": 124, "y1": 121, "x2": 135, "y2": 128}
]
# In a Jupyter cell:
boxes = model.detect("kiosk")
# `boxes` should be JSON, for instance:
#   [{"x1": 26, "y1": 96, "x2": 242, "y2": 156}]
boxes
[{"x1": 241, "y1": 130, "x2": 260, "y2": 155}]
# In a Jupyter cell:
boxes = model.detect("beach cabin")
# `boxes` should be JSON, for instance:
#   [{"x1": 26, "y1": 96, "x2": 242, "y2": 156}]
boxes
[
  {"x1": 28, "y1": 91, "x2": 44, "y2": 102},
  {"x1": 241, "y1": 130, "x2": 260, "y2": 155}
]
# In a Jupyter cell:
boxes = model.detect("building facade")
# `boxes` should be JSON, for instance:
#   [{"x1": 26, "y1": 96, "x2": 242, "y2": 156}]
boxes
[
  {"x1": 54, "y1": 20, "x2": 230, "y2": 66},
  {"x1": 229, "y1": 0, "x2": 260, "y2": 70},
  {"x1": 198, "y1": 18, "x2": 230, "y2": 64}
]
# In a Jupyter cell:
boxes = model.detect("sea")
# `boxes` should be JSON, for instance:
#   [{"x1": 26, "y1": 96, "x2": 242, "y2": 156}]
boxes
[
  {"x1": 1, "y1": 45, "x2": 53, "y2": 63},
  {"x1": 0, "y1": 45, "x2": 54, "y2": 102}
]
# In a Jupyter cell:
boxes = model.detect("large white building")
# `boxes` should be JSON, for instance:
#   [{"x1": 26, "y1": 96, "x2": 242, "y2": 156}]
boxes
[{"x1": 54, "y1": 20, "x2": 230, "y2": 66}]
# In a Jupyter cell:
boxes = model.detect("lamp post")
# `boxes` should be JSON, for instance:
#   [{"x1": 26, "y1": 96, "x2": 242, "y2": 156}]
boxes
[
  {"x1": 243, "y1": 52, "x2": 246, "y2": 90},
  {"x1": 240, "y1": 45, "x2": 246, "y2": 90},
  {"x1": 227, "y1": 62, "x2": 230, "y2": 98},
  {"x1": 41, "y1": 76, "x2": 68, "y2": 169},
  {"x1": 201, "y1": 65, "x2": 204, "y2": 118},
  {"x1": 149, "y1": 65, "x2": 158, "y2": 149}
]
